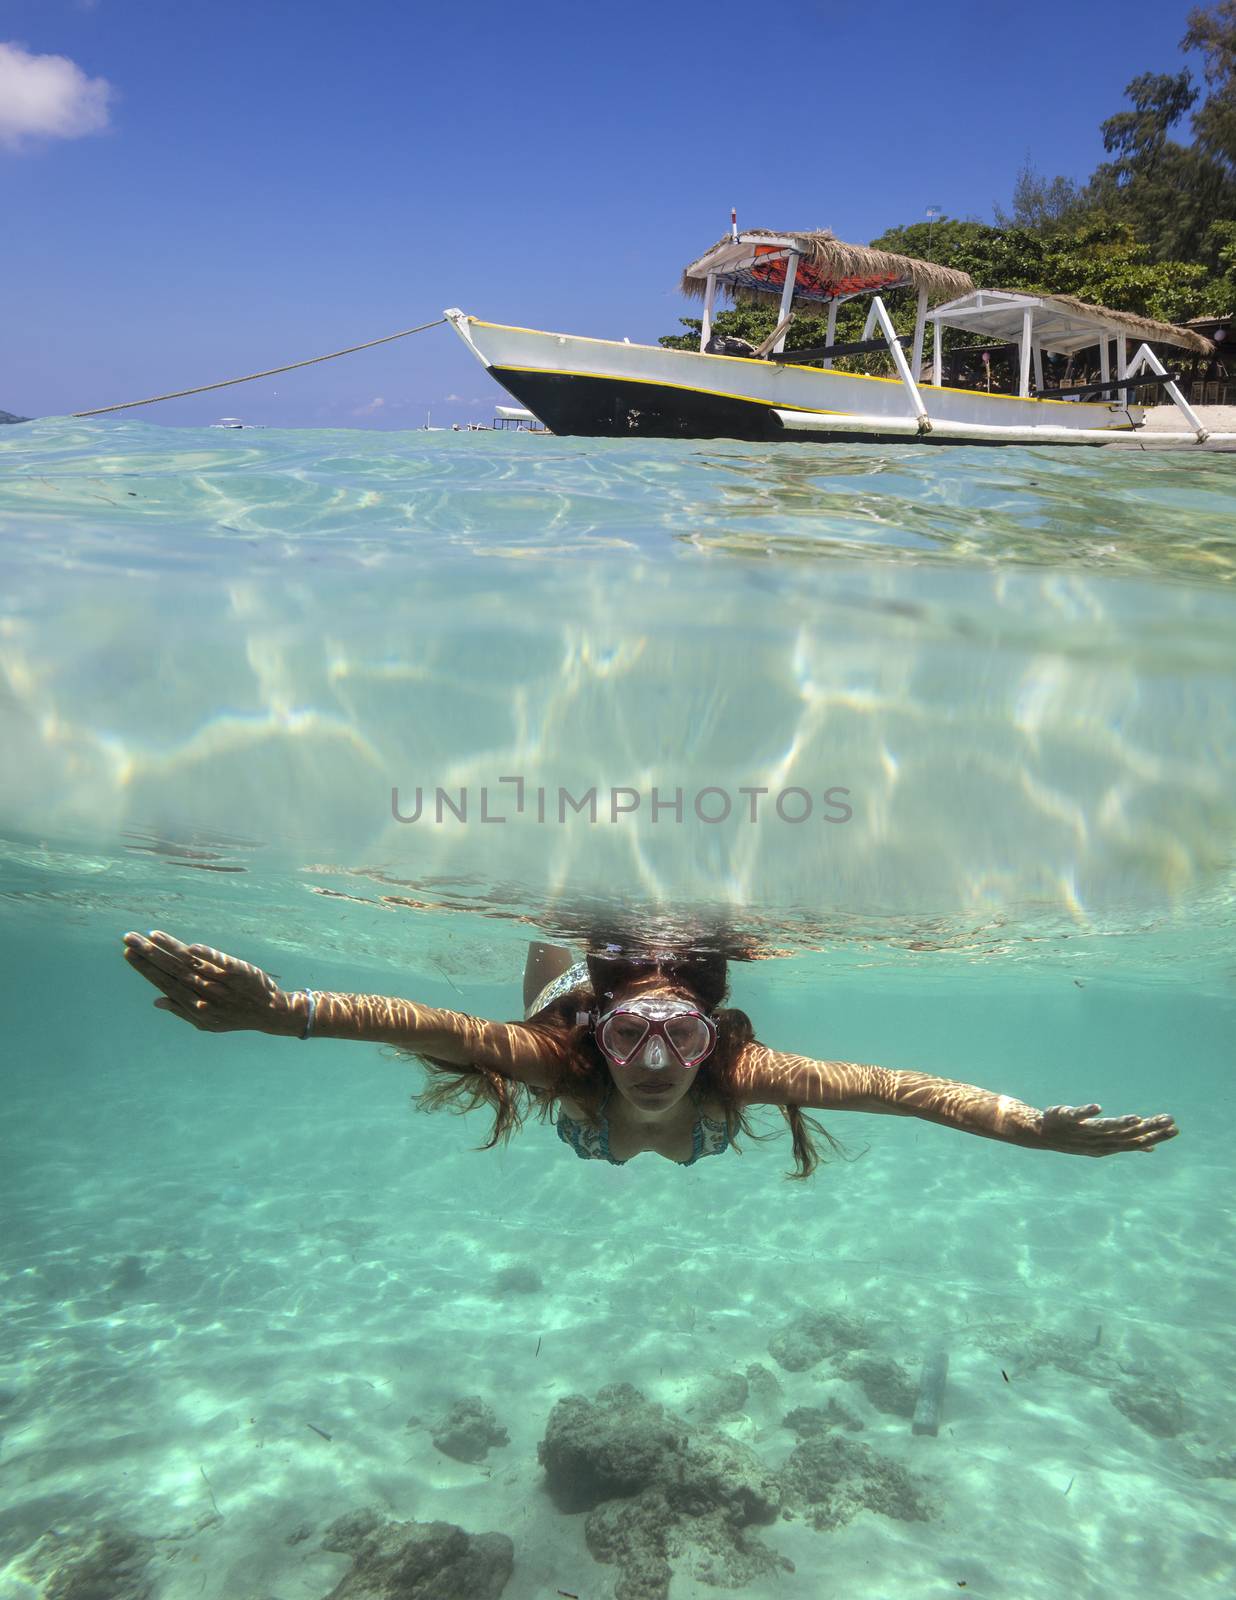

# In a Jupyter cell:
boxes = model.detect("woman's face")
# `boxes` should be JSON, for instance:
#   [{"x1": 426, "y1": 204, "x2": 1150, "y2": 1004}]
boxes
[{"x1": 595, "y1": 982, "x2": 710, "y2": 1114}]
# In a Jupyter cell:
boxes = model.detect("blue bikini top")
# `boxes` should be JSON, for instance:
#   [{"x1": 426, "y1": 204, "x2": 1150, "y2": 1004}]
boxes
[{"x1": 556, "y1": 1088, "x2": 730, "y2": 1167}]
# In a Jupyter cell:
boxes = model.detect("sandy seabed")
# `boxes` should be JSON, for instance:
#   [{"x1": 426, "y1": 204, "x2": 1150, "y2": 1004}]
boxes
[{"x1": 1, "y1": 1002, "x2": 1232, "y2": 1600}]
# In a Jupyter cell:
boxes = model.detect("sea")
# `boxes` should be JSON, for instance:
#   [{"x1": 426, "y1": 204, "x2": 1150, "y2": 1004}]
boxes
[{"x1": 0, "y1": 416, "x2": 1232, "y2": 1600}]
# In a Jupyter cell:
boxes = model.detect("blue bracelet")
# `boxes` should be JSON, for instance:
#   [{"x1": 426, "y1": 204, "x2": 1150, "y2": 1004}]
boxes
[{"x1": 300, "y1": 989, "x2": 318, "y2": 1040}]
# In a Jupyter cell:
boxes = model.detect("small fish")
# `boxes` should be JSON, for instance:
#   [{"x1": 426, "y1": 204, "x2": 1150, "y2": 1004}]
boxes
[
  {"x1": 535, "y1": 1336, "x2": 542, "y2": 1358},
  {"x1": 307, "y1": 1423, "x2": 332, "y2": 1441},
  {"x1": 1001, "y1": 1369, "x2": 1010, "y2": 1383}
]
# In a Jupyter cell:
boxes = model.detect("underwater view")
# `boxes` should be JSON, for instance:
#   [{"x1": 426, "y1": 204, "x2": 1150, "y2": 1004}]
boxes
[{"x1": 0, "y1": 416, "x2": 1233, "y2": 1600}]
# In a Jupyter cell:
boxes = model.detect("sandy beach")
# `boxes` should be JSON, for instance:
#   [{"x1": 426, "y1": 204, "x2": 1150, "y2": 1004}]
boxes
[{"x1": 1139, "y1": 402, "x2": 1236, "y2": 432}]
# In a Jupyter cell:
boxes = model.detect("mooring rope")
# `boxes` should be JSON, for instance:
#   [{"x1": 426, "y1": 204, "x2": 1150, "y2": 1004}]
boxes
[{"x1": 71, "y1": 316, "x2": 448, "y2": 418}]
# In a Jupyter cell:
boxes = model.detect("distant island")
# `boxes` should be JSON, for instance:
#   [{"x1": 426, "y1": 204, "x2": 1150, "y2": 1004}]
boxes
[{"x1": 1, "y1": 410, "x2": 31, "y2": 424}]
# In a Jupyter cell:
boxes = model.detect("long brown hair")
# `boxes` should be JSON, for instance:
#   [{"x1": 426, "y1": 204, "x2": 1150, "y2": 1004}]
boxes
[{"x1": 406, "y1": 943, "x2": 844, "y2": 1179}]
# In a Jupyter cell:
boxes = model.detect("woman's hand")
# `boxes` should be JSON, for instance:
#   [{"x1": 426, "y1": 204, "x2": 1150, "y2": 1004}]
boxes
[
  {"x1": 1037, "y1": 1103, "x2": 1178, "y2": 1156},
  {"x1": 122, "y1": 930, "x2": 305, "y2": 1036}
]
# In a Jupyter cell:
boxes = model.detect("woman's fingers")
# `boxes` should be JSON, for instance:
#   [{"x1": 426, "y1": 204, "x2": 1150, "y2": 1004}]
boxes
[
  {"x1": 1042, "y1": 1104, "x2": 1178, "y2": 1155},
  {"x1": 141, "y1": 930, "x2": 202, "y2": 965},
  {"x1": 125, "y1": 940, "x2": 218, "y2": 986},
  {"x1": 125, "y1": 930, "x2": 206, "y2": 978},
  {"x1": 187, "y1": 941, "x2": 246, "y2": 973},
  {"x1": 153, "y1": 994, "x2": 211, "y2": 1029},
  {"x1": 149, "y1": 965, "x2": 210, "y2": 1011},
  {"x1": 124, "y1": 932, "x2": 265, "y2": 1002},
  {"x1": 186, "y1": 942, "x2": 278, "y2": 993}
]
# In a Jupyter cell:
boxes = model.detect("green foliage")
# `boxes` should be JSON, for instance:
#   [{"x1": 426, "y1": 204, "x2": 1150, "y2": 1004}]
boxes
[
  {"x1": 870, "y1": 217, "x2": 1214, "y2": 323},
  {"x1": 658, "y1": 304, "x2": 784, "y2": 352},
  {"x1": 1200, "y1": 218, "x2": 1236, "y2": 310}
]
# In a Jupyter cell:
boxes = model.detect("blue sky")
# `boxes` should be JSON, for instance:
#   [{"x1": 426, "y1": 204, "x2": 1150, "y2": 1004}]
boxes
[{"x1": 0, "y1": 0, "x2": 1211, "y2": 427}]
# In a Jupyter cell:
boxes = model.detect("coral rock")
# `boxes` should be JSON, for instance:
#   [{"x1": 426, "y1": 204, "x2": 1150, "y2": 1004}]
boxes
[
  {"x1": 538, "y1": 1383, "x2": 686, "y2": 1511},
  {"x1": 782, "y1": 1400, "x2": 864, "y2": 1436},
  {"x1": 836, "y1": 1354, "x2": 918, "y2": 1418},
  {"x1": 320, "y1": 1511, "x2": 513, "y2": 1599},
  {"x1": 430, "y1": 1396, "x2": 510, "y2": 1463},
  {"x1": 768, "y1": 1310, "x2": 868, "y2": 1372},
  {"x1": 19, "y1": 1526, "x2": 156, "y2": 1600},
  {"x1": 539, "y1": 1384, "x2": 786, "y2": 1600},
  {"x1": 778, "y1": 1434, "x2": 933, "y2": 1531}
]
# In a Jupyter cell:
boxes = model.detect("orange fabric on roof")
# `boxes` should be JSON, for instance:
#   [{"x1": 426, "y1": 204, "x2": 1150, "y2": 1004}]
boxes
[{"x1": 750, "y1": 244, "x2": 904, "y2": 302}]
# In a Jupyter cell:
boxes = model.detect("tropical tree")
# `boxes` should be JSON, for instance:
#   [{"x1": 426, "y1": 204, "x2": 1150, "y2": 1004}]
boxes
[
  {"x1": 994, "y1": 165, "x2": 1086, "y2": 233},
  {"x1": 1184, "y1": 1, "x2": 1236, "y2": 170}
]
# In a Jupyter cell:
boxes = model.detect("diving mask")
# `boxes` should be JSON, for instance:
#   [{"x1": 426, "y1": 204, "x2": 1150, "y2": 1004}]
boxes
[{"x1": 593, "y1": 995, "x2": 717, "y2": 1070}]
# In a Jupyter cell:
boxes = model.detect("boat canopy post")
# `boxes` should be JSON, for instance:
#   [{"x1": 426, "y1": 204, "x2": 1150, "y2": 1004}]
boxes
[
  {"x1": 1019, "y1": 307, "x2": 1034, "y2": 397},
  {"x1": 699, "y1": 272, "x2": 718, "y2": 352},
  {"x1": 1099, "y1": 339, "x2": 1111, "y2": 388},
  {"x1": 932, "y1": 317, "x2": 943, "y2": 385},
  {"x1": 773, "y1": 253, "x2": 800, "y2": 353},
  {"x1": 1124, "y1": 341, "x2": 1209, "y2": 439},
  {"x1": 869, "y1": 296, "x2": 930, "y2": 427},
  {"x1": 1032, "y1": 343, "x2": 1045, "y2": 394},
  {"x1": 910, "y1": 286, "x2": 929, "y2": 382},
  {"x1": 1116, "y1": 335, "x2": 1127, "y2": 407},
  {"x1": 822, "y1": 300, "x2": 839, "y2": 368}
]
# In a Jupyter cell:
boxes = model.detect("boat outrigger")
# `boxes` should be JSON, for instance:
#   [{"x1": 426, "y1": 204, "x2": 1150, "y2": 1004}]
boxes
[{"x1": 445, "y1": 225, "x2": 1230, "y2": 446}]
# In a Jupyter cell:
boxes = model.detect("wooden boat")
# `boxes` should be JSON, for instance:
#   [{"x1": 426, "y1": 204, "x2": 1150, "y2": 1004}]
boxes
[{"x1": 445, "y1": 226, "x2": 1226, "y2": 446}]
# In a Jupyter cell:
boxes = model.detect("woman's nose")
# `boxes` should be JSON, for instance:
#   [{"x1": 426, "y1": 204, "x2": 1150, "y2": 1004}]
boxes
[{"x1": 641, "y1": 1034, "x2": 670, "y2": 1070}]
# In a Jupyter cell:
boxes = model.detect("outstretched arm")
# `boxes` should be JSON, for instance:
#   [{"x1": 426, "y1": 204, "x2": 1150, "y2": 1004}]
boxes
[
  {"x1": 122, "y1": 930, "x2": 565, "y2": 1085},
  {"x1": 732, "y1": 1043, "x2": 1178, "y2": 1157}
]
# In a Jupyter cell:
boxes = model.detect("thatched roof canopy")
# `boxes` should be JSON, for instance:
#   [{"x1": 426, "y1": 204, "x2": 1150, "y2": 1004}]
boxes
[
  {"x1": 929, "y1": 289, "x2": 1214, "y2": 355},
  {"x1": 682, "y1": 229, "x2": 974, "y2": 309},
  {"x1": 1045, "y1": 295, "x2": 1213, "y2": 354}
]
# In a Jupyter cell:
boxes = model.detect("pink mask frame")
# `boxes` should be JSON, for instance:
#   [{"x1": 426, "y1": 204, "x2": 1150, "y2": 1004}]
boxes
[{"x1": 592, "y1": 996, "x2": 718, "y2": 1069}]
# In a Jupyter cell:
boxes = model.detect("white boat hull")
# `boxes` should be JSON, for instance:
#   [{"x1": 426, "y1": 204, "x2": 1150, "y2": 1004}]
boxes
[{"x1": 445, "y1": 311, "x2": 1143, "y2": 445}]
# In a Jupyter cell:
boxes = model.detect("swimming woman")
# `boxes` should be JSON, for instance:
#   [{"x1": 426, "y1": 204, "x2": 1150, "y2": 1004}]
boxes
[{"x1": 121, "y1": 930, "x2": 1178, "y2": 1175}]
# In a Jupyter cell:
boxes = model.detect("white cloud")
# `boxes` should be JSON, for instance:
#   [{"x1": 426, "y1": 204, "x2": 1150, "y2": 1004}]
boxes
[
  {"x1": 352, "y1": 396, "x2": 385, "y2": 416},
  {"x1": 0, "y1": 40, "x2": 113, "y2": 151}
]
